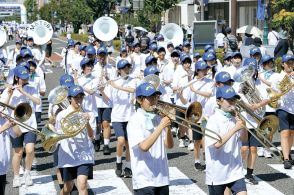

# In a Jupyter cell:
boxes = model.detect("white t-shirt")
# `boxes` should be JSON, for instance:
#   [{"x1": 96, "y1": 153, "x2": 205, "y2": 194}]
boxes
[
  {"x1": 271, "y1": 71, "x2": 294, "y2": 114},
  {"x1": 0, "y1": 119, "x2": 16, "y2": 175},
  {"x1": 127, "y1": 108, "x2": 169, "y2": 189},
  {"x1": 205, "y1": 109, "x2": 244, "y2": 185},
  {"x1": 72, "y1": 55, "x2": 84, "y2": 76},
  {"x1": 0, "y1": 84, "x2": 39, "y2": 132},
  {"x1": 268, "y1": 31, "x2": 279, "y2": 46},
  {"x1": 110, "y1": 77, "x2": 137, "y2": 122},
  {"x1": 130, "y1": 52, "x2": 144, "y2": 78},
  {"x1": 190, "y1": 77, "x2": 214, "y2": 107},
  {"x1": 216, "y1": 33, "x2": 225, "y2": 47},
  {"x1": 171, "y1": 65, "x2": 191, "y2": 107},
  {"x1": 160, "y1": 61, "x2": 176, "y2": 103},
  {"x1": 29, "y1": 72, "x2": 46, "y2": 112},
  {"x1": 55, "y1": 105, "x2": 94, "y2": 168}
]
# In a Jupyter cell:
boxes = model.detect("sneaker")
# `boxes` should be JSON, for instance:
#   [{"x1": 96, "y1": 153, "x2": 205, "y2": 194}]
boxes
[
  {"x1": 184, "y1": 139, "x2": 190, "y2": 147},
  {"x1": 187, "y1": 142, "x2": 194, "y2": 151},
  {"x1": 115, "y1": 163, "x2": 123, "y2": 177},
  {"x1": 25, "y1": 172, "x2": 33, "y2": 186},
  {"x1": 103, "y1": 145, "x2": 111, "y2": 155},
  {"x1": 263, "y1": 149, "x2": 272, "y2": 158},
  {"x1": 179, "y1": 139, "x2": 185, "y2": 148},
  {"x1": 284, "y1": 160, "x2": 292, "y2": 169},
  {"x1": 171, "y1": 127, "x2": 178, "y2": 137},
  {"x1": 19, "y1": 165, "x2": 24, "y2": 175},
  {"x1": 94, "y1": 139, "x2": 100, "y2": 152},
  {"x1": 257, "y1": 147, "x2": 264, "y2": 157},
  {"x1": 245, "y1": 174, "x2": 258, "y2": 185},
  {"x1": 13, "y1": 177, "x2": 21, "y2": 188},
  {"x1": 124, "y1": 167, "x2": 132, "y2": 178},
  {"x1": 194, "y1": 163, "x2": 205, "y2": 171}
]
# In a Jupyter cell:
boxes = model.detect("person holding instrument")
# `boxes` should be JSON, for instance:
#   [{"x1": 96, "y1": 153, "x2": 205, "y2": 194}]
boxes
[
  {"x1": 127, "y1": 82, "x2": 173, "y2": 195},
  {"x1": 205, "y1": 85, "x2": 248, "y2": 195}
]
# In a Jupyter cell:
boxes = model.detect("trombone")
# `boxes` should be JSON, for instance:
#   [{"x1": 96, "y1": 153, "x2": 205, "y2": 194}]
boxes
[
  {"x1": 154, "y1": 100, "x2": 222, "y2": 142},
  {"x1": 0, "y1": 102, "x2": 32, "y2": 123},
  {"x1": 234, "y1": 100, "x2": 283, "y2": 161}
]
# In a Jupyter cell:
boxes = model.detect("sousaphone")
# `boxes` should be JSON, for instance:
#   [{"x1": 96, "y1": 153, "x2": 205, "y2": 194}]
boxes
[
  {"x1": 160, "y1": 23, "x2": 183, "y2": 47},
  {"x1": 93, "y1": 16, "x2": 118, "y2": 42},
  {"x1": 27, "y1": 20, "x2": 53, "y2": 45}
]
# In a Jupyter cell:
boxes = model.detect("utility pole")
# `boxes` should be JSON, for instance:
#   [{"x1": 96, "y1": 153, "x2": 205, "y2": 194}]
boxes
[{"x1": 230, "y1": 0, "x2": 237, "y2": 35}]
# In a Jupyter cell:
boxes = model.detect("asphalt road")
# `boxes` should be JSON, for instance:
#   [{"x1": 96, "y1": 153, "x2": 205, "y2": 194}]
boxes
[{"x1": 3, "y1": 38, "x2": 294, "y2": 195}]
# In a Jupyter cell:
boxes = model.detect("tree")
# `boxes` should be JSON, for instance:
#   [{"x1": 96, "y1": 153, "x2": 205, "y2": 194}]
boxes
[
  {"x1": 24, "y1": 0, "x2": 39, "y2": 22},
  {"x1": 85, "y1": 0, "x2": 117, "y2": 20},
  {"x1": 270, "y1": 0, "x2": 294, "y2": 51}
]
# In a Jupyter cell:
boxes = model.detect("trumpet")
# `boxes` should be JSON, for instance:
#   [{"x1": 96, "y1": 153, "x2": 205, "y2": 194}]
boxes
[
  {"x1": 234, "y1": 99, "x2": 283, "y2": 161},
  {"x1": 154, "y1": 100, "x2": 222, "y2": 142}
]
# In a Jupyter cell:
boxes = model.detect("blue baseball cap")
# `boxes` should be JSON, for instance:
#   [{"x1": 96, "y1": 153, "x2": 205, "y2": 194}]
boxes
[
  {"x1": 145, "y1": 55, "x2": 157, "y2": 65},
  {"x1": 171, "y1": 50, "x2": 180, "y2": 57},
  {"x1": 79, "y1": 45, "x2": 87, "y2": 51},
  {"x1": 27, "y1": 36, "x2": 34, "y2": 41},
  {"x1": 136, "y1": 82, "x2": 162, "y2": 97},
  {"x1": 232, "y1": 52, "x2": 242, "y2": 59},
  {"x1": 20, "y1": 49, "x2": 33, "y2": 57},
  {"x1": 180, "y1": 54, "x2": 192, "y2": 63},
  {"x1": 216, "y1": 85, "x2": 240, "y2": 99},
  {"x1": 144, "y1": 65, "x2": 160, "y2": 76},
  {"x1": 224, "y1": 52, "x2": 233, "y2": 60},
  {"x1": 157, "y1": 34, "x2": 164, "y2": 41},
  {"x1": 204, "y1": 45, "x2": 213, "y2": 52},
  {"x1": 120, "y1": 47, "x2": 127, "y2": 53},
  {"x1": 27, "y1": 60, "x2": 37, "y2": 67},
  {"x1": 16, "y1": 40, "x2": 22, "y2": 44},
  {"x1": 59, "y1": 74, "x2": 75, "y2": 88},
  {"x1": 183, "y1": 41, "x2": 191, "y2": 47},
  {"x1": 207, "y1": 48, "x2": 215, "y2": 54},
  {"x1": 260, "y1": 55, "x2": 274, "y2": 65},
  {"x1": 202, "y1": 52, "x2": 216, "y2": 61},
  {"x1": 80, "y1": 58, "x2": 94, "y2": 68},
  {"x1": 149, "y1": 43, "x2": 157, "y2": 51},
  {"x1": 250, "y1": 47, "x2": 261, "y2": 56},
  {"x1": 243, "y1": 58, "x2": 258, "y2": 70},
  {"x1": 215, "y1": 71, "x2": 234, "y2": 83},
  {"x1": 195, "y1": 61, "x2": 208, "y2": 70},
  {"x1": 14, "y1": 65, "x2": 30, "y2": 79},
  {"x1": 282, "y1": 54, "x2": 294, "y2": 63},
  {"x1": 68, "y1": 85, "x2": 85, "y2": 97},
  {"x1": 193, "y1": 52, "x2": 201, "y2": 58},
  {"x1": 117, "y1": 59, "x2": 131, "y2": 69},
  {"x1": 97, "y1": 47, "x2": 107, "y2": 55},
  {"x1": 67, "y1": 39, "x2": 75, "y2": 47},
  {"x1": 86, "y1": 46, "x2": 96, "y2": 55}
]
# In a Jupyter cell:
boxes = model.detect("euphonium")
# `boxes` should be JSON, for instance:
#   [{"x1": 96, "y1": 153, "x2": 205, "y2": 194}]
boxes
[
  {"x1": 266, "y1": 75, "x2": 294, "y2": 108},
  {"x1": 48, "y1": 86, "x2": 70, "y2": 110}
]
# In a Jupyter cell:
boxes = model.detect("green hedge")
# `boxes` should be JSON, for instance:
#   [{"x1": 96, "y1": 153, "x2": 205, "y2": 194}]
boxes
[
  {"x1": 195, "y1": 48, "x2": 225, "y2": 65},
  {"x1": 71, "y1": 34, "x2": 89, "y2": 43}
]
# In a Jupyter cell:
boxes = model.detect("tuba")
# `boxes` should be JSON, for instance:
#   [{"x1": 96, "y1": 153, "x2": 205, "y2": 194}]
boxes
[
  {"x1": 142, "y1": 74, "x2": 161, "y2": 90},
  {"x1": 0, "y1": 27, "x2": 7, "y2": 47},
  {"x1": 160, "y1": 23, "x2": 184, "y2": 47},
  {"x1": 266, "y1": 75, "x2": 294, "y2": 108},
  {"x1": 234, "y1": 65, "x2": 265, "y2": 116},
  {"x1": 27, "y1": 20, "x2": 53, "y2": 45},
  {"x1": 93, "y1": 16, "x2": 118, "y2": 42}
]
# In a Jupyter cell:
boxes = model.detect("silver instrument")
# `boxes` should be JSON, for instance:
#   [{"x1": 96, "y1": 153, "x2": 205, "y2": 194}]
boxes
[
  {"x1": 160, "y1": 23, "x2": 184, "y2": 47},
  {"x1": 48, "y1": 86, "x2": 70, "y2": 110},
  {"x1": 27, "y1": 20, "x2": 53, "y2": 45},
  {"x1": 93, "y1": 16, "x2": 118, "y2": 42}
]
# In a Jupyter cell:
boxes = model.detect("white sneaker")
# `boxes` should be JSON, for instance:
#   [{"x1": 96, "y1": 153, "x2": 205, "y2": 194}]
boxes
[
  {"x1": 257, "y1": 147, "x2": 264, "y2": 157},
  {"x1": 19, "y1": 165, "x2": 24, "y2": 175},
  {"x1": 171, "y1": 127, "x2": 178, "y2": 137},
  {"x1": 188, "y1": 142, "x2": 194, "y2": 151},
  {"x1": 179, "y1": 139, "x2": 185, "y2": 148},
  {"x1": 184, "y1": 139, "x2": 190, "y2": 147},
  {"x1": 25, "y1": 172, "x2": 33, "y2": 186},
  {"x1": 264, "y1": 148, "x2": 272, "y2": 158},
  {"x1": 13, "y1": 177, "x2": 21, "y2": 188}
]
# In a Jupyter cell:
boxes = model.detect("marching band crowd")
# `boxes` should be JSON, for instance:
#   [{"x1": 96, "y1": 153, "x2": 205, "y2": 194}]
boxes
[{"x1": 0, "y1": 23, "x2": 293, "y2": 195}]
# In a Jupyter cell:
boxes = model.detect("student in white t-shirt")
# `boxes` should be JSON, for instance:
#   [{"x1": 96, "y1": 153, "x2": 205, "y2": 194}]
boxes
[
  {"x1": 127, "y1": 82, "x2": 173, "y2": 194},
  {"x1": 0, "y1": 65, "x2": 40, "y2": 188},
  {"x1": 205, "y1": 85, "x2": 247, "y2": 195},
  {"x1": 0, "y1": 117, "x2": 21, "y2": 195},
  {"x1": 108, "y1": 59, "x2": 137, "y2": 177},
  {"x1": 55, "y1": 85, "x2": 94, "y2": 195},
  {"x1": 189, "y1": 61, "x2": 214, "y2": 170}
]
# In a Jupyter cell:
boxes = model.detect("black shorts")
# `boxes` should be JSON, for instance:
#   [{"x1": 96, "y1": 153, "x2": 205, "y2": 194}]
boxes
[
  {"x1": 242, "y1": 129, "x2": 260, "y2": 147},
  {"x1": 176, "y1": 110, "x2": 185, "y2": 124},
  {"x1": 10, "y1": 131, "x2": 37, "y2": 148},
  {"x1": 61, "y1": 164, "x2": 93, "y2": 182},
  {"x1": 134, "y1": 185, "x2": 169, "y2": 195},
  {"x1": 191, "y1": 124, "x2": 203, "y2": 141},
  {"x1": 113, "y1": 122, "x2": 128, "y2": 140},
  {"x1": 0, "y1": 174, "x2": 6, "y2": 195},
  {"x1": 35, "y1": 112, "x2": 42, "y2": 123},
  {"x1": 53, "y1": 145, "x2": 60, "y2": 167},
  {"x1": 96, "y1": 108, "x2": 112, "y2": 124},
  {"x1": 208, "y1": 178, "x2": 247, "y2": 195},
  {"x1": 276, "y1": 109, "x2": 294, "y2": 132}
]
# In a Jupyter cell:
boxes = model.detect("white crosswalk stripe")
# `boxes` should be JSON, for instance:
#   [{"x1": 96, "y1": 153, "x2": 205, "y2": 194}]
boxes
[
  {"x1": 268, "y1": 164, "x2": 294, "y2": 179},
  {"x1": 245, "y1": 175, "x2": 284, "y2": 195},
  {"x1": 19, "y1": 174, "x2": 56, "y2": 195}
]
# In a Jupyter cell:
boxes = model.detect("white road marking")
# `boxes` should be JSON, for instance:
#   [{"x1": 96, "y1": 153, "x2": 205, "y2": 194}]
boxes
[
  {"x1": 169, "y1": 167, "x2": 206, "y2": 195},
  {"x1": 246, "y1": 175, "x2": 284, "y2": 195},
  {"x1": 54, "y1": 52, "x2": 62, "y2": 57},
  {"x1": 269, "y1": 164, "x2": 294, "y2": 179},
  {"x1": 44, "y1": 69, "x2": 53, "y2": 74},
  {"x1": 19, "y1": 175, "x2": 57, "y2": 195},
  {"x1": 88, "y1": 169, "x2": 132, "y2": 195}
]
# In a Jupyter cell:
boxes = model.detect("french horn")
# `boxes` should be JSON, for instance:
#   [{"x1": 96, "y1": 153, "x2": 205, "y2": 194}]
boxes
[
  {"x1": 27, "y1": 20, "x2": 53, "y2": 45},
  {"x1": 93, "y1": 16, "x2": 118, "y2": 42}
]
